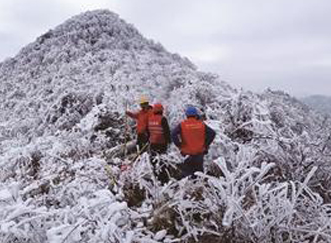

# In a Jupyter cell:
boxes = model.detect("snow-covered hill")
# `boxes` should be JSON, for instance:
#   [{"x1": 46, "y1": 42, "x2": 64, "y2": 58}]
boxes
[
  {"x1": 1, "y1": 10, "x2": 331, "y2": 243},
  {"x1": 301, "y1": 95, "x2": 331, "y2": 116}
]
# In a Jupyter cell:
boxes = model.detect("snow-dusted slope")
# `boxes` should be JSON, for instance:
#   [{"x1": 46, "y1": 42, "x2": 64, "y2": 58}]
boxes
[
  {"x1": 1, "y1": 10, "x2": 331, "y2": 243},
  {"x1": 301, "y1": 95, "x2": 331, "y2": 116},
  {"x1": 0, "y1": 10, "x2": 196, "y2": 139}
]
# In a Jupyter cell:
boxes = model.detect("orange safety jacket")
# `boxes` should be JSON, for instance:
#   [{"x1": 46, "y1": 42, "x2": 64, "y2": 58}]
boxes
[
  {"x1": 180, "y1": 117, "x2": 206, "y2": 155},
  {"x1": 127, "y1": 107, "x2": 153, "y2": 134},
  {"x1": 148, "y1": 114, "x2": 166, "y2": 144}
]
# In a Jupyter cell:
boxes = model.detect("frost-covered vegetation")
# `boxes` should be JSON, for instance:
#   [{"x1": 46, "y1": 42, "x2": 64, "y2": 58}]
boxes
[{"x1": 1, "y1": 10, "x2": 331, "y2": 243}]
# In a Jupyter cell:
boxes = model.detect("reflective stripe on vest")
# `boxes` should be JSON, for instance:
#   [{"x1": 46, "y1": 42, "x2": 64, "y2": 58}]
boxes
[
  {"x1": 180, "y1": 118, "x2": 206, "y2": 155},
  {"x1": 148, "y1": 114, "x2": 166, "y2": 144}
]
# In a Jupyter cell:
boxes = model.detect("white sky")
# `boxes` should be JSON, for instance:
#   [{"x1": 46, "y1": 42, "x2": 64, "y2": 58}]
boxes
[{"x1": 0, "y1": 0, "x2": 330, "y2": 96}]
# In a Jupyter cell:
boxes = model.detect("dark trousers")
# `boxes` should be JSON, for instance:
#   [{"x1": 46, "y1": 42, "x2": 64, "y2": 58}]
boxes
[
  {"x1": 149, "y1": 143, "x2": 168, "y2": 169},
  {"x1": 149, "y1": 143, "x2": 169, "y2": 184},
  {"x1": 179, "y1": 154, "x2": 204, "y2": 178},
  {"x1": 137, "y1": 133, "x2": 149, "y2": 152},
  {"x1": 150, "y1": 144, "x2": 167, "y2": 155}
]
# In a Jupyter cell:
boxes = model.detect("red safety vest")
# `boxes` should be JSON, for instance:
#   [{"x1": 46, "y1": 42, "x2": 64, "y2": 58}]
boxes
[
  {"x1": 180, "y1": 117, "x2": 206, "y2": 155},
  {"x1": 127, "y1": 108, "x2": 153, "y2": 134},
  {"x1": 148, "y1": 114, "x2": 166, "y2": 144}
]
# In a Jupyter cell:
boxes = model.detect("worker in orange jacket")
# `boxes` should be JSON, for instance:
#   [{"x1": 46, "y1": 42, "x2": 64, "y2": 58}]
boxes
[
  {"x1": 172, "y1": 106, "x2": 216, "y2": 178},
  {"x1": 126, "y1": 96, "x2": 153, "y2": 151},
  {"x1": 147, "y1": 103, "x2": 171, "y2": 155}
]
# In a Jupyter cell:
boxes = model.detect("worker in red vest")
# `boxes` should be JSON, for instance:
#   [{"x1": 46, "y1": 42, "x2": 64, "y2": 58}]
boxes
[
  {"x1": 147, "y1": 103, "x2": 171, "y2": 155},
  {"x1": 172, "y1": 106, "x2": 216, "y2": 178},
  {"x1": 148, "y1": 103, "x2": 171, "y2": 184},
  {"x1": 126, "y1": 96, "x2": 153, "y2": 151}
]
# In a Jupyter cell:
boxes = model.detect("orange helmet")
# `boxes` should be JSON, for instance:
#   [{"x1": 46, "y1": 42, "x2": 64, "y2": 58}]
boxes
[{"x1": 153, "y1": 103, "x2": 164, "y2": 113}]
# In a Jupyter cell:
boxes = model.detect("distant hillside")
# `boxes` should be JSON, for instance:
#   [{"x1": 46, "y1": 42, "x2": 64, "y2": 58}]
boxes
[{"x1": 301, "y1": 95, "x2": 331, "y2": 116}]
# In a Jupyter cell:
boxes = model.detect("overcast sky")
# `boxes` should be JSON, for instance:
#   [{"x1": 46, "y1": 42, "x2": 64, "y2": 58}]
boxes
[{"x1": 0, "y1": 0, "x2": 330, "y2": 97}]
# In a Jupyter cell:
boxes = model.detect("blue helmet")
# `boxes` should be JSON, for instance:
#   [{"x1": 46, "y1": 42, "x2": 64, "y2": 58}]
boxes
[{"x1": 185, "y1": 106, "x2": 198, "y2": 116}]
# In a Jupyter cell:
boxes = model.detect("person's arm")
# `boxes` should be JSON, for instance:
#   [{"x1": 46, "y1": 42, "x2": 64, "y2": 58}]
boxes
[
  {"x1": 126, "y1": 111, "x2": 139, "y2": 119},
  {"x1": 161, "y1": 117, "x2": 171, "y2": 144},
  {"x1": 205, "y1": 125, "x2": 216, "y2": 148},
  {"x1": 171, "y1": 124, "x2": 182, "y2": 148}
]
